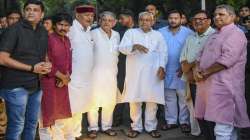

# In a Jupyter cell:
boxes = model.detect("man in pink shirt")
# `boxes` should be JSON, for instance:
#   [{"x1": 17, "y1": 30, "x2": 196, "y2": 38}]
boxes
[{"x1": 194, "y1": 4, "x2": 250, "y2": 140}]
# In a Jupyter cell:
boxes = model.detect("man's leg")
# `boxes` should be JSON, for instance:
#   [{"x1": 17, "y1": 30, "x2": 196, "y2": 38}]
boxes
[
  {"x1": 214, "y1": 123, "x2": 237, "y2": 140},
  {"x1": 176, "y1": 89, "x2": 190, "y2": 125},
  {"x1": 102, "y1": 105, "x2": 115, "y2": 131},
  {"x1": 39, "y1": 127, "x2": 53, "y2": 140},
  {"x1": 22, "y1": 90, "x2": 42, "y2": 140},
  {"x1": 87, "y1": 108, "x2": 99, "y2": 131},
  {"x1": 164, "y1": 89, "x2": 178, "y2": 125},
  {"x1": 144, "y1": 102, "x2": 158, "y2": 132},
  {"x1": 130, "y1": 102, "x2": 143, "y2": 132},
  {"x1": 3, "y1": 88, "x2": 29, "y2": 140}
]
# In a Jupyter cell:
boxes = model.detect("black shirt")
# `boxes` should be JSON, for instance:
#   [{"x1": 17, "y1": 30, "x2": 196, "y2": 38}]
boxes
[{"x1": 0, "y1": 20, "x2": 48, "y2": 91}]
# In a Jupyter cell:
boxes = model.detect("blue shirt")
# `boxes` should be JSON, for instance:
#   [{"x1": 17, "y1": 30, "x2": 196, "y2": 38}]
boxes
[{"x1": 159, "y1": 26, "x2": 193, "y2": 89}]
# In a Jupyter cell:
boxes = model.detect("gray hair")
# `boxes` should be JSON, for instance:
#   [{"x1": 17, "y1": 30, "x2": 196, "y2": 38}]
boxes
[
  {"x1": 99, "y1": 11, "x2": 116, "y2": 19},
  {"x1": 216, "y1": 4, "x2": 235, "y2": 15},
  {"x1": 138, "y1": 11, "x2": 154, "y2": 20}
]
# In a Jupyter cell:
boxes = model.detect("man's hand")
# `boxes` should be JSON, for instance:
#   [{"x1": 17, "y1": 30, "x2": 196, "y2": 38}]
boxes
[
  {"x1": 157, "y1": 67, "x2": 165, "y2": 80},
  {"x1": 33, "y1": 62, "x2": 52, "y2": 74},
  {"x1": 61, "y1": 73, "x2": 71, "y2": 86},
  {"x1": 193, "y1": 68, "x2": 204, "y2": 82},
  {"x1": 132, "y1": 44, "x2": 149, "y2": 53},
  {"x1": 176, "y1": 68, "x2": 183, "y2": 78}
]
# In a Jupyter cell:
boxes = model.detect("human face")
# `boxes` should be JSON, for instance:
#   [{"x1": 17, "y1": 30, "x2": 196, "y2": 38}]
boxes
[
  {"x1": 145, "y1": 5, "x2": 158, "y2": 17},
  {"x1": 192, "y1": 13, "x2": 211, "y2": 34},
  {"x1": 181, "y1": 14, "x2": 188, "y2": 25},
  {"x1": 24, "y1": 4, "x2": 44, "y2": 25},
  {"x1": 54, "y1": 20, "x2": 71, "y2": 37},
  {"x1": 214, "y1": 8, "x2": 234, "y2": 29},
  {"x1": 7, "y1": 13, "x2": 21, "y2": 26},
  {"x1": 76, "y1": 12, "x2": 94, "y2": 28},
  {"x1": 0, "y1": 17, "x2": 8, "y2": 28},
  {"x1": 239, "y1": 7, "x2": 250, "y2": 17},
  {"x1": 168, "y1": 13, "x2": 182, "y2": 28},
  {"x1": 100, "y1": 15, "x2": 116, "y2": 32},
  {"x1": 139, "y1": 14, "x2": 154, "y2": 32},
  {"x1": 119, "y1": 14, "x2": 130, "y2": 27},
  {"x1": 43, "y1": 19, "x2": 53, "y2": 32}
]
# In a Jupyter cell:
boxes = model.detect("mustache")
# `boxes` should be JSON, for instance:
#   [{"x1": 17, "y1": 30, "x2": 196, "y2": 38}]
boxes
[{"x1": 59, "y1": 30, "x2": 67, "y2": 33}]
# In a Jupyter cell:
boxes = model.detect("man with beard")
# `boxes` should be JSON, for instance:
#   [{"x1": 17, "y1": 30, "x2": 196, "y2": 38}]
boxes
[
  {"x1": 159, "y1": 9, "x2": 193, "y2": 133},
  {"x1": 194, "y1": 5, "x2": 250, "y2": 140},
  {"x1": 6, "y1": 9, "x2": 22, "y2": 26},
  {"x1": 39, "y1": 12, "x2": 73, "y2": 140}
]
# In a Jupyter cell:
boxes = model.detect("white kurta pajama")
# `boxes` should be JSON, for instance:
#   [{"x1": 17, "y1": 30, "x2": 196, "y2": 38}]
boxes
[
  {"x1": 88, "y1": 28, "x2": 120, "y2": 131},
  {"x1": 67, "y1": 20, "x2": 95, "y2": 137},
  {"x1": 119, "y1": 28, "x2": 167, "y2": 132}
]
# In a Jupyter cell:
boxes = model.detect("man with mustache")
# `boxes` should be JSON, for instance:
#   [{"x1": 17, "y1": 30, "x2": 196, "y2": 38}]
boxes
[
  {"x1": 0, "y1": 0, "x2": 51, "y2": 139},
  {"x1": 67, "y1": 2, "x2": 95, "y2": 139},
  {"x1": 39, "y1": 12, "x2": 73, "y2": 140},
  {"x1": 194, "y1": 4, "x2": 250, "y2": 140},
  {"x1": 159, "y1": 9, "x2": 193, "y2": 133}
]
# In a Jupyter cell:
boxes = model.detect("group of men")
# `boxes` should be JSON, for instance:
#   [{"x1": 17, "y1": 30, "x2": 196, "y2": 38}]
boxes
[{"x1": 0, "y1": 0, "x2": 250, "y2": 140}]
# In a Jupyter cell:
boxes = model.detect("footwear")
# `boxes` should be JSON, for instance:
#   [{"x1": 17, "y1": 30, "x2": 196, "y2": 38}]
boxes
[
  {"x1": 87, "y1": 130, "x2": 98, "y2": 139},
  {"x1": 180, "y1": 124, "x2": 191, "y2": 133},
  {"x1": 126, "y1": 129, "x2": 140, "y2": 138},
  {"x1": 147, "y1": 130, "x2": 161, "y2": 138},
  {"x1": 102, "y1": 129, "x2": 117, "y2": 136},
  {"x1": 161, "y1": 124, "x2": 178, "y2": 131}
]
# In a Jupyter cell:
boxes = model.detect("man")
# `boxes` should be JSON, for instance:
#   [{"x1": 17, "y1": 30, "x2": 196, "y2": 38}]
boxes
[
  {"x1": 43, "y1": 16, "x2": 53, "y2": 34},
  {"x1": 194, "y1": 5, "x2": 250, "y2": 140},
  {"x1": 68, "y1": 3, "x2": 95, "y2": 139},
  {"x1": 112, "y1": 9, "x2": 135, "y2": 127},
  {"x1": 180, "y1": 10, "x2": 215, "y2": 139},
  {"x1": 145, "y1": 3, "x2": 167, "y2": 30},
  {"x1": 39, "y1": 12, "x2": 73, "y2": 140},
  {"x1": 0, "y1": 0, "x2": 51, "y2": 139},
  {"x1": 159, "y1": 10, "x2": 193, "y2": 133},
  {"x1": 119, "y1": 11, "x2": 167, "y2": 138},
  {"x1": 0, "y1": 15, "x2": 8, "y2": 29},
  {"x1": 239, "y1": 5, "x2": 250, "y2": 18},
  {"x1": 87, "y1": 11, "x2": 120, "y2": 139},
  {"x1": 6, "y1": 9, "x2": 22, "y2": 26}
]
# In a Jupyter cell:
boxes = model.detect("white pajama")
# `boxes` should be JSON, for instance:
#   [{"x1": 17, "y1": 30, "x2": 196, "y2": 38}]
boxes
[
  {"x1": 130, "y1": 102, "x2": 158, "y2": 132},
  {"x1": 214, "y1": 123, "x2": 238, "y2": 140}
]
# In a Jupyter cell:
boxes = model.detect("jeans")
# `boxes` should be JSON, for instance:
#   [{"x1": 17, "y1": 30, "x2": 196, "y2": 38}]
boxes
[
  {"x1": 214, "y1": 123, "x2": 238, "y2": 140},
  {"x1": 0, "y1": 87, "x2": 42, "y2": 140}
]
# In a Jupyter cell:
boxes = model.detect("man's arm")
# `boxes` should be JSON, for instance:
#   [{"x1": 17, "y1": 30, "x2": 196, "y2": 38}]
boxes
[{"x1": 181, "y1": 60, "x2": 195, "y2": 73}]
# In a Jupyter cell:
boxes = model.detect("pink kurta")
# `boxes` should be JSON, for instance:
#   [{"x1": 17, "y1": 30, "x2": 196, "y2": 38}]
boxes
[
  {"x1": 195, "y1": 23, "x2": 250, "y2": 128},
  {"x1": 41, "y1": 33, "x2": 72, "y2": 127}
]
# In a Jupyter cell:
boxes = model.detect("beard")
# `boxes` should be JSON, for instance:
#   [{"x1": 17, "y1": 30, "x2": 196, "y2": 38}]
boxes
[{"x1": 169, "y1": 22, "x2": 181, "y2": 29}]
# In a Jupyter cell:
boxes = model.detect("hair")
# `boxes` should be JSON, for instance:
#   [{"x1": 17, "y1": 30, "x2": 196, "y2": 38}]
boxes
[
  {"x1": 24, "y1": 0, "x2": 45, "y2": 12},
  {"x1": 138, "y1": 11, "x2": 154, "y2": 20},
  {"x1": 167, "y1": 9, "x2": 182, "y2": 17},
  {"x1": 239, "y1": 5, "x2": 250, "y2": 10},
  {"x1": 119, "y1": 9, "x2": 134, "y2": 19},
  {"x1": 216, "y1": 4, "x2": 235, "y2": 15},
  {"x1": 6, "y1": 9, "x2": 22, "y2": 17},
  {"x1": 145, "y1": 3, "x2": 157, "y2": 10},
  {"x1": 192, "y1": 10, "x2": 211, "y2": 19},
  {"x1": 52, "y1": 12, "x2": 73, "y2": 26},
  {"x1": 99, "y1": 11, "x2": 116, "y2": 19}
]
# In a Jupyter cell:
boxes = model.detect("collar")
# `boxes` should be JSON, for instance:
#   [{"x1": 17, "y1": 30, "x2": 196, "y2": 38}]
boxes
[
  {"x1": 21, "y1": 19, "x2": 42, "y2": 30},
  {"x1": 73, "y1": 19, "x2": 91, "y2": 32},
  {"x1": 195, "y1": 26, "x2": 214, "y2": 37},
  {"x1": 138, "y1": 27, "x2": 153, "y2": 34},
  {"x1": 99, "y1": 27, "x2": 114, "y2": 38},
  {"x1": 216, "y1": 23, "x2": 234, "y2": 33}
]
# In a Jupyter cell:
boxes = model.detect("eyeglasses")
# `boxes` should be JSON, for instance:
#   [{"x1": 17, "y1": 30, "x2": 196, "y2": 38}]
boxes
[{"x1": 192, "y1": 17, "x2": 208, "y2": 21}]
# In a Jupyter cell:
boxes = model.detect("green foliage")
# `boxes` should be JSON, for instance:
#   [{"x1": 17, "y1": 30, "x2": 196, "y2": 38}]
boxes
[{"x1": 215, "y1": 0, "x2": 247, "y2": 10}]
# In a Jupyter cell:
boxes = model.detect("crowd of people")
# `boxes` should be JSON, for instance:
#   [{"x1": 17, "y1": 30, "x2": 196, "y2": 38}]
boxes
[{"x1": 0, "y1": 0, "x2": 250, "y2": 140}]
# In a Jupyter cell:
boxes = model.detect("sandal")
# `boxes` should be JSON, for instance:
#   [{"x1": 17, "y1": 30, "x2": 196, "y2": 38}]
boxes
[
  {"x1": 87, "y1": 130, "x2": 98, "y2": 139},
  {"x1": 147, "y1": 130, "x2": 161, "y2": 138},
  {"x1": 103, "y1": 129, "x2": 117, "y2": 136},
  {"x1": 180, "y1": 124, "x2": 191, "y2": 133},
  {"x1": 127, "y1": 129, "x2": 140, "y2": 138},
  {"x1": 161, "y1": 124, "x2": 178, "y2": 131}
]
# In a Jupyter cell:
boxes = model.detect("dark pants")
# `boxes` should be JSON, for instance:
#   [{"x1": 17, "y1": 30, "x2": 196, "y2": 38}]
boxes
[
  {"x1": 198, "y1": 120, "x2": 215, "y2": 140},
  {"x1": 0, "y1": 88, "x2": 42, "y2": 140},
  {"x1": 190, "y1": 83, "x2": 196, "y2": 106}
]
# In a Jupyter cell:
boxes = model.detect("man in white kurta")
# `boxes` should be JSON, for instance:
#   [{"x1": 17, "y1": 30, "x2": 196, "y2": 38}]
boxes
[
  {"x1": 87, "y1": 12, "x2": 120, "y2": 138},
  {"x1": 119, "y1": 12, "x2": 167, "y2": 138},
  {"x1": 67, "y1": 5, "x2": 95, "y2": 138}
]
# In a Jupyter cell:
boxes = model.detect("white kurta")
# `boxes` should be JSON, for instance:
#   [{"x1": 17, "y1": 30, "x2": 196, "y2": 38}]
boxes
[
  {"x1": 68, "y1": 20, "x2": 95, "y2": 114},
  {"x1": 119, "y1": 28, "x2": 168, "y2": 105},
  {"x1": 91, "y1": 28, "x2": 120, "y2": 108}
]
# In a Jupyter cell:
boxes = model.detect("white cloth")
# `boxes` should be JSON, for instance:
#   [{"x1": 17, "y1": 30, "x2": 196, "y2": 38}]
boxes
[
  {"x1": 87, "y1": 105, "x2": 115, "y2": 131},
  {"x1": 119, "y1": 28, "x2": 167, "y2": 104},
  {"x1": 164, "y1": 89, "x2": 189, "y2": 124},
  {"x1": 214, "y1": 123, "x2": 238, "y2": 140},
  {"x1": 68, "y1": 20, "x2": 95, "y2": 114},
  {"x1": 130, "y1": 102, "x2": 158, "y2": 132},
  {"x1": 91, "y1": 28, "x2": 120, "y2": 108}
]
